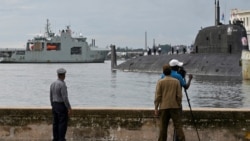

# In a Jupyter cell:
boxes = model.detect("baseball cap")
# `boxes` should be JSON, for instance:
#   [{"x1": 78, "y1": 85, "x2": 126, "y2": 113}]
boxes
[
  {"x1": 57, "y1": 68, "x2": 67, "y2": 74},
  {"x1": 169, "y1": 59, "x2": 183, "y2": 67}
]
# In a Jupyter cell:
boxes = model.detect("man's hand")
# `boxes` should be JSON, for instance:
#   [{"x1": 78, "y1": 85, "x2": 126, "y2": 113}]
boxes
[{"x1": 188, "y1": 74, "x2": 193, "y2": 80}]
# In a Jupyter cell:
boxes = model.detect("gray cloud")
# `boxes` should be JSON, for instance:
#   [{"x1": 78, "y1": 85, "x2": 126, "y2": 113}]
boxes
[{"x1": 0, "y1": 0, "x2": 249, "y2": 48}]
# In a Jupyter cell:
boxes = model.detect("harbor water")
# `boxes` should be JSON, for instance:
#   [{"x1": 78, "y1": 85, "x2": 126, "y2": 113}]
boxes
[{"x1": 0, "y1": 60, "x2": 250, "y2": 108}]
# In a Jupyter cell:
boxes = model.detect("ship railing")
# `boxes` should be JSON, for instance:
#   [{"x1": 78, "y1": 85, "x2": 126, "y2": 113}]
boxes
[{"x1": 0, "y1": 48, "x2": 25, "y2": 52}]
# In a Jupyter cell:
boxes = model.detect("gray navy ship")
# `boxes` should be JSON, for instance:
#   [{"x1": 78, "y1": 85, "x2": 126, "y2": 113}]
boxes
[{"x1": 0, "y1": 19, "x2": 109, "y2": 63}]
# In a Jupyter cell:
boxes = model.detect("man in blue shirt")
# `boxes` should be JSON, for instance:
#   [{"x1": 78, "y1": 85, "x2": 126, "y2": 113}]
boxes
[{"x1": 161, "y1": 59, "x2": 192, "y2": 89}]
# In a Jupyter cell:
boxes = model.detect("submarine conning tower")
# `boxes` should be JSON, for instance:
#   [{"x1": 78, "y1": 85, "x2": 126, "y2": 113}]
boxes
[{"x1": 193, "y1": 0, "x2": 249, "y2": 54}]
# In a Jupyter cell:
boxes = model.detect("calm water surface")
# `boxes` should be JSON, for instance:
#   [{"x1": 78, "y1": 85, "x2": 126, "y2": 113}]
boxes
[{"x1": 0, "y1": 61, "x2": 250, "y2": 108}]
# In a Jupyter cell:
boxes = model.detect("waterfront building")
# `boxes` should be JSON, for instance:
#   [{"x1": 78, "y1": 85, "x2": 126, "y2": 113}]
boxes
[{"x1": 230, "y1": 9, "x2": 250, "y2": 44}]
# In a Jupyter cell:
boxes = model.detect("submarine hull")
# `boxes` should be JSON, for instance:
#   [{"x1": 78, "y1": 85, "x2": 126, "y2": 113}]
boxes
[{"x1": 116, "y1": 53, "x2": 241, "y2": 77}]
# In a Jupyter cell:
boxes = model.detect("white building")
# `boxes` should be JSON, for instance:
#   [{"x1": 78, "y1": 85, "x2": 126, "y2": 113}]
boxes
[{"x1": 230, "y1": 9, "x2": 250, "y2": 45}]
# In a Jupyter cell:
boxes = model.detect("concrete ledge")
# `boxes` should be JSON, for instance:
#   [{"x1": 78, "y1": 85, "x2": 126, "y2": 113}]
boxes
[{"x1": 0, "y1": 107, "x2": 250, "y2": 140}]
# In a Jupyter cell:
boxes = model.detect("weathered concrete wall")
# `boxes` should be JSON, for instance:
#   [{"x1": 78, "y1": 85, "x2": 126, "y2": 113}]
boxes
[{"x1": 0, "y1": 107, "x2": 250, "y2": 141}]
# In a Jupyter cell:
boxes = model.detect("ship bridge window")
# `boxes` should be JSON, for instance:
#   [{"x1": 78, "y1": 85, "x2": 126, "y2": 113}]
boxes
[
  {"x1": 71, "y1": 47, "x2": 82, "y2": 55},
  {"x1": 16, "y1": 50, "x2": 25, "y2": 55}
]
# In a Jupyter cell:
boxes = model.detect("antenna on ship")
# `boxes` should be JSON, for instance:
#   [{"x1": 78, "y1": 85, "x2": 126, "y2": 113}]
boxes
[
  {"x1": 45, "y1": 19, "x2": 54, "y2": 37},
  {"x1": 215, "y1": 0, "x2": 216, "y2": 25},
  {"x1": 215, "y1": 0, "x2": 220, "y2": 25},
  {"x1": 145, "y1": 31, "x2": 147, "y2": 50}
]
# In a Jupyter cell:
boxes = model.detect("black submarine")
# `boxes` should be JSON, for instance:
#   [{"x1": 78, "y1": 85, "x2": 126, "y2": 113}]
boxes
[{"x1": 115, "y1": 0, "x2": 249, "y2": 78}]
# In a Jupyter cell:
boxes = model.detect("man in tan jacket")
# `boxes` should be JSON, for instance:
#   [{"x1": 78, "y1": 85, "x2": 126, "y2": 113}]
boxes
[{"x1": 154, "y1": 64, "x2": 185, "y2": 141}]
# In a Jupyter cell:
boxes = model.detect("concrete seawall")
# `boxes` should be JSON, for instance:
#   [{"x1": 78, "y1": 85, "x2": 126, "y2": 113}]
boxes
[{"x1": 0, "y1": 107, "x2": 250, "y2": 141}]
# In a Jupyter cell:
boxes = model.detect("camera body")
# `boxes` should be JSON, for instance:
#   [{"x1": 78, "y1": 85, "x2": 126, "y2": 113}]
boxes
[{"x1": 178, "y1": 67, "x2": 186, "y2": 79}]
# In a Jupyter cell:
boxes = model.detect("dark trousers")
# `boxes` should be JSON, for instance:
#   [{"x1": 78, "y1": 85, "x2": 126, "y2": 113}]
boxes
[
  {"x1": 52, "y1": 103, "x2": 68, "y2": 141},
  {"x1": 158, "y1": 108, "x2": 185, "y2": 141},
  {"x1": 174, "y1": 108, "x2": 183, "y2": 141}
]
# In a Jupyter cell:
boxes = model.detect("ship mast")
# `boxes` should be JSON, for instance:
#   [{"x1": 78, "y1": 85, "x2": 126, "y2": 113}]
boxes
[
  {"x1": 215, "y1": 0, "x2": 220, "y2": 26},
  {"x1": 145, "y1": 31, "x2": 147, "y2": 50},
  {"x1": 45, "y1": 19, "x2": 54, "y2": 37}
]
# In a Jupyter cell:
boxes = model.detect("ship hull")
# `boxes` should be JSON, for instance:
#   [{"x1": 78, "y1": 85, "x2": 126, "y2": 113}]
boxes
[
  {"x1": 0, "y1": 49, "x2": 109, "y2": 63},
  {"x1": 115, "y1": 53, "x2": 242, "y2": 77}
]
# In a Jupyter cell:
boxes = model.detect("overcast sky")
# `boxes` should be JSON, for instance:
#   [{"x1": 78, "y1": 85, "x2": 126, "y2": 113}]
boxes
[{"x1": 0, "y1": 0, "x2": 249, "y2": 49}]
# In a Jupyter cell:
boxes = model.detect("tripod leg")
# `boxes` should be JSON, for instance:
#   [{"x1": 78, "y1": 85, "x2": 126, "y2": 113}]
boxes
[
  {"x1": 173, "y1": 129, "x2": 179, "y2": 141},
  {"x1": 184, "y1": 89, "x2": 201, "y2": 141}
]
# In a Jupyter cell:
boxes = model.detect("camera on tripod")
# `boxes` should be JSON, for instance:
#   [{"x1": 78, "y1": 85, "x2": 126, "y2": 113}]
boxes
[{"x1": 178, "y1": 67, "x2": 186, "y2": 79}]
